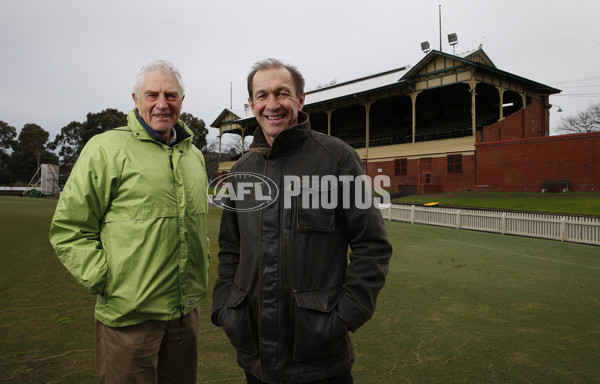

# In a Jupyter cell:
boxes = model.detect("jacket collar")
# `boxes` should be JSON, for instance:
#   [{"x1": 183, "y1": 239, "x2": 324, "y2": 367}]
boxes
[
  {"x1": 249, "y1": 111, "x2": 311, "y2": 157},
  {"x1": 129, "y1": 109, "x2": 191, "y2": 147}
]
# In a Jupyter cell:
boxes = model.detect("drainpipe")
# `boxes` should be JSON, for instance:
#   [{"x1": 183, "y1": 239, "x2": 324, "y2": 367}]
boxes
[{"x1": 498, "y1": 87, "x2": 504, "y2": 120}]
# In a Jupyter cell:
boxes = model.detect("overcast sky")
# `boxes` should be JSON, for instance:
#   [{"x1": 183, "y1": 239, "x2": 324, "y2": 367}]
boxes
[{"x1": 2, "y1": 0, "x2": 599, "y2": 143}]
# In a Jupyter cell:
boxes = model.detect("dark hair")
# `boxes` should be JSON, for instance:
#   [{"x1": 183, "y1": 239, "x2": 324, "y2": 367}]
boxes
[{"x1": 247, "y1": 58, "x2": 305, "y2": 100}]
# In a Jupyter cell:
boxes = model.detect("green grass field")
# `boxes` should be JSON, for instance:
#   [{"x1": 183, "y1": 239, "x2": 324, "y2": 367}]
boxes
[
  {"x1": 1, "y1": 196, "x2": 599, "y2": 383},
  {"x1": 393, "y1": 191, "x2": 600, "y2": 216}
]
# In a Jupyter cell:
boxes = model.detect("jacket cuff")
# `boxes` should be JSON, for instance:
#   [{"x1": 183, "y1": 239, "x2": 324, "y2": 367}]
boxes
[
  {"x1": 337, "y1": 295, "x2": 370, "y2": 332},
  {"x1": 210, "y1": 309, "x2": 221, "y2": 327},
  {"x1": 211, "y1": 291, "x2": 227, "y2": 327},
  {"x1": 82, "y1": 279, "x2": 106, "y2": 296}
]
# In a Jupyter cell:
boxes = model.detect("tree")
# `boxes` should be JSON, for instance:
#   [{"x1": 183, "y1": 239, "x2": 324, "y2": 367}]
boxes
[
  {"x1": 0, "y1": 121, "x2": 17, "y2": 184},
  {"x1": 180, "y1": 112, "x2": 208, "y2": 151},
  {"x1": 52, "y1": 109, "x2": 127, "y2": 169},
  {"x1": 225, "y1": 134, "x2": 251, "y2": 159},
  {"x1": 81, "y1": 108, "x2": 128, "y2": 144},
  {"x1": 18, "y1": 124, "x2": 48, "y2": 169},
  {"x1": 202, "y1": 137, "x2": 220, "y2": 181},
  {"x1": 9, "y1": 123, "x2": 55, "y2": 183},
  {"x1": 0, "y1": 121, "x2": 16, "y2": 152},
  {"x1": 556, "y1": 102, "x2": 600, "y2": 134},
  {"x1": 49, "y1": 121, "x2": 83, "y2": 171}
]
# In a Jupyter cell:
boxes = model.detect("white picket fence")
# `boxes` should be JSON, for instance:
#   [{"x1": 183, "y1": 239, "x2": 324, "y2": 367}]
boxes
[{"x1": 380, "y1": 204, "x2": 600, "y2": 246}]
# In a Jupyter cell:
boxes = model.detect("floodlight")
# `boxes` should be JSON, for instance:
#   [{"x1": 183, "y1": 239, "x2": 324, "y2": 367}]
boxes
[
  {"x1": 448, "y1": 33, "x2": 458, "y2": 45},
  {"x1": 421, "y1": 41, "x2": 431, "y2": 53}
]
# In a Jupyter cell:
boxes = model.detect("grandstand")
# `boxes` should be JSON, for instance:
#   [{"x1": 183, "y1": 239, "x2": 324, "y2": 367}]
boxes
[{"x1": 211, "y1": 48, "x2": 600, "y2": 193}]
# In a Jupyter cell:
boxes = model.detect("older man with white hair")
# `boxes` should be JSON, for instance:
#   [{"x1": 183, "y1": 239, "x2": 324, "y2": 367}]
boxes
[{"x1": 50, "y1": 60, "x2": 210, "y2": 383}]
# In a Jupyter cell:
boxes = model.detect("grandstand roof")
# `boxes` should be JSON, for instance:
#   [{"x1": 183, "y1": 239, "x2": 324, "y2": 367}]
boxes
[
  {"x1": 232, "y1": 65, "x2": 412, "y2": 123},
  {"x1": 304, "y1": 66, "x2": 411, "y2": 105},
  {"x1": 219, "y1": 47, "x2": 560, "y2": 125}
]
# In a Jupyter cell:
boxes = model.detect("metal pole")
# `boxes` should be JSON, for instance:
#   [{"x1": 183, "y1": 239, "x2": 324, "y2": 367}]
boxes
[{"x1": 439, "y1": 5, "x2": 442, "y2": 51}]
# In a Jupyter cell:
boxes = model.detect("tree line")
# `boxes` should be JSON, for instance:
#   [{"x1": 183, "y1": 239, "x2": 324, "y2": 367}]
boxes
[{"x1": 0, "y1": 108, "x2": 217, "y2": 187}]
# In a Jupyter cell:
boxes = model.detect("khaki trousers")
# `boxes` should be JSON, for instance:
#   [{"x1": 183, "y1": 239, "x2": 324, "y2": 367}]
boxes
[{"x1": 95, "y1": 307, "x2": 201, "y2": 384}]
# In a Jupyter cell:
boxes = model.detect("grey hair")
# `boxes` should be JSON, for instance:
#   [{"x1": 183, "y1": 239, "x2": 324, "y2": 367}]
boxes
[
  {"x1": 132, "y1": 59, "x2": 185, "y2": 97},
  {"x1": 247, "y1": 58, "x2": 305, "y2": 100}
]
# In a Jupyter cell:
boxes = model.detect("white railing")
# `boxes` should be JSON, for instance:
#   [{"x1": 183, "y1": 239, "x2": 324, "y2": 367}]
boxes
[{"x1": 380, "y1": 204, "x2": 600, "y2": 246}]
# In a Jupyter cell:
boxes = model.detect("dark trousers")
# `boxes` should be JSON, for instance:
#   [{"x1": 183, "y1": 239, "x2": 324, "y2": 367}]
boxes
[{"x1": 245, "y1": 369, "x2": 353, "y2": 384}]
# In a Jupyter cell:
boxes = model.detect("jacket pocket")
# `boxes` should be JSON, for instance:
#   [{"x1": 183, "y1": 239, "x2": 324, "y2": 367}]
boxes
[
  {"x1": 293, "y1": 288, "x2": 347, "y2": 361},
  {"x1": 219, "y1": 285, "x2": 257, "y2": 356},
  {"x1": 293, "y1": 180, "x2": 337, "y2": 232},
  {"x1": 296, "y1": 201, "x2": 336, "y2": 232}
]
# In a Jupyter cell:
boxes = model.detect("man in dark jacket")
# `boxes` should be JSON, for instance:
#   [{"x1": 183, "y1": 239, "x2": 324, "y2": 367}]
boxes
[{"x1": 211, "y1": 58, "x2": 392, "y2": 384}]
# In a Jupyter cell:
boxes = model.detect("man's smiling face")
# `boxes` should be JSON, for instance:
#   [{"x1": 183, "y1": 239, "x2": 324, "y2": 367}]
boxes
[
  {"x1": 249, "y1": 67, "x2": 305, "y2": 146},
  {"x1": 132, "y1": 70, "x2": 184, "y2": 140}
]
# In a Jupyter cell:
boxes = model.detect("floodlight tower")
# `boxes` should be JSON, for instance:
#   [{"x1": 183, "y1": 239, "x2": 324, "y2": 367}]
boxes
[{"x1": 448, "y1": 33, "x2": 458, "y2": 55}]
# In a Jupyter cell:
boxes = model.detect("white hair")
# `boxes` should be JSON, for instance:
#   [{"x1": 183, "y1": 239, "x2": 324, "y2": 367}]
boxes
[{"x1": 132, "y1": 59, "x2": 185, "y2": 97}]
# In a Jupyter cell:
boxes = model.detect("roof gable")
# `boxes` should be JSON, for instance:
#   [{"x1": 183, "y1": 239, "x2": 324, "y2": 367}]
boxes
[
  {"x1": 210, "y1": 108, "x2": 252, "y2": 127},
  {"x1": 458, "y1": 47, "x2": 495, "y2": 67},
  {"x1": 401, "y1": 48, "x2": 560, "y2": 95},
  {"x1": 402, "y1": 48, "x2": 496, "y2": 80}
]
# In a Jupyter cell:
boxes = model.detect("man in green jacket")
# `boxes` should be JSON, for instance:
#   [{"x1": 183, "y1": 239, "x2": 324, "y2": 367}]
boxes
[{"x1": 50, "y1": 60, "x2": 210, "y2": 384}]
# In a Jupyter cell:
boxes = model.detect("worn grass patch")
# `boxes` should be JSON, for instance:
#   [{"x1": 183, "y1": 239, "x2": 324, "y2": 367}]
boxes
[{"x1": 1, "y1": 196, "x2": 599, "y2": 383}]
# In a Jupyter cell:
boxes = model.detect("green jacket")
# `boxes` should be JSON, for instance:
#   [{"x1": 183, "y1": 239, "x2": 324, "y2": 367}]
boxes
[{"x1": 50, "y1": 109, "x2": 210, "y2": 327}]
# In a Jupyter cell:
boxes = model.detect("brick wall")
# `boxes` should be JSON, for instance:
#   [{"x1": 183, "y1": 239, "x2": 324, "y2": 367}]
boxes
[
  {"x1": 364, "y1": 132, "x2": 599, "y2": 194},
  {"x1": 475, "y1": 132, "x2": 600, "y2": 191},
  {"x1": 365, "y1": 154, "x2": 476, "y2": 194},
  {"x1": 482, "y1": 98, "x2": 548, "y2": 142}
]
